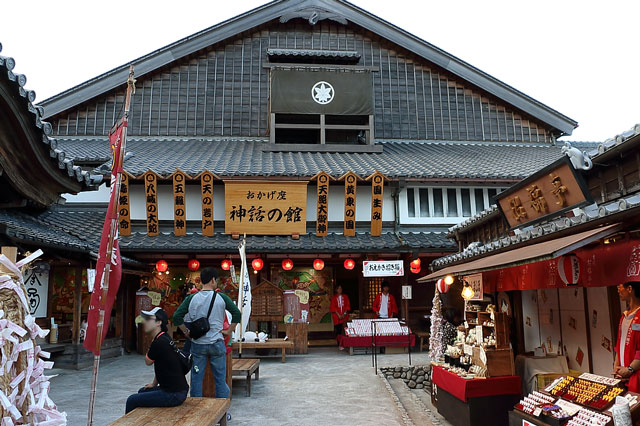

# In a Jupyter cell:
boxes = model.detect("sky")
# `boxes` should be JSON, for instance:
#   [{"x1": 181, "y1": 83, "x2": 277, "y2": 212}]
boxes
[{"x1": 1, "y1": 0, "x2": 638, "y2": 142}]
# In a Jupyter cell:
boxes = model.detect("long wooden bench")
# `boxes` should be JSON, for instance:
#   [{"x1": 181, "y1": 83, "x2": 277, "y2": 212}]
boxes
[
  {"x1": 232, "y1": 338, "x2": 294, "y2": 363},
  {"x1": 109, "y1": 397, "x2": 229, "y2": 426},
  {"x1": 232, "y1": 358, "x2": 260, "y2": 397}
]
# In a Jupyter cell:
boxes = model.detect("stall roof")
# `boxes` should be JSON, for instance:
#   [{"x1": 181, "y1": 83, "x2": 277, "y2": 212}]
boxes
[{"x1": 419, "y1": 223, "x2": 621, "y2": 281}]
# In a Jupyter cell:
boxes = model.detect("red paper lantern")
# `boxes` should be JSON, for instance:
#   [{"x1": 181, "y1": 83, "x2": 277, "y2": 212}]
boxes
[
  {"x1": 410, "y1": 258, "x2": 421, "y2": 269},
  {"x1": 313, "y1": 259, "x2": 325, "y2": 271},
  {"x1": 282, "y1": 259, "x2": 294, "y2": 271},
  {"x1": 252, "y1": 258, "x2": 264, "y2": 271},
  {"x1": 558, "y1": 254, "x2": 580, "y2": 286},
  {"x1": 221, "y1": 259, "x2": 232, "y2": 271},
  {"x1": 156, "y1": 260, "x2": 168, "y2": 272},
  {"x1": 344, "y1": 258, "x2": 356, "y2": 270},
  {"x1": 436, "y1": 278, "x2": 451, "y2": 294},
  {"x1": 187, "y1": 259, "x2": 200, "y2": 271},
  {"x1": 410, "y1": 265, "x2": 421, "y2": 274}
]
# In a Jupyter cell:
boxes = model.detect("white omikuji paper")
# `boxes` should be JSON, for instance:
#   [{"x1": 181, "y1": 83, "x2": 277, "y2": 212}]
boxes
[{"x1": 0, "y1": 250, "x2": 67, "y2": 425}]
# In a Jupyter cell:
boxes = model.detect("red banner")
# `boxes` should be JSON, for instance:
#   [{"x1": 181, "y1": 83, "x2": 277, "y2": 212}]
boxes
[
  {"x1": 83, "y1": 121, "x2": 126, "y2": 355},
  {"x1": 482, "y1": 238, "x2": 640, "y2": 292}
]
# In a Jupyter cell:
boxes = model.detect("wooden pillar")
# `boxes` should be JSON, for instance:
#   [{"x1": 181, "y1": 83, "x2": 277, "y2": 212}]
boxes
[{"x1": 72, "y1": 266, "x2": 83, "y2": 344}]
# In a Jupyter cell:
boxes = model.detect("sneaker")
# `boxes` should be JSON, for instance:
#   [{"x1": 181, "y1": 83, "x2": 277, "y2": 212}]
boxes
[{"x1": 339, "y1": 346, "x2": 345, "y2": 351}]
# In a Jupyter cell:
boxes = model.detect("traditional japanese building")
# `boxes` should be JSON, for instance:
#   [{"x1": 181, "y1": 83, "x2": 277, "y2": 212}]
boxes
[{"x1": 2, "y1": 0, "x2": 584, "y2": 344}]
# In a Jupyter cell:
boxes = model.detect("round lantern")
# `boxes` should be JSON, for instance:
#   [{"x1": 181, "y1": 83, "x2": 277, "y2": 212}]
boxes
[
  {"x1": 461, "y1": 281, "x2": 475, "y2": 300},
  {"x1": 187, "y1": 259, "x2": 200, "y2": 271},
  {"x1": 558, "y1": 254, "x2": 580, "y2": 286},
  {"x1": 282, "y1": 259, "x2": 294, "y2": 271},
  {"x1": 344, "y1": 258, "x2": 356, "y2": 270},
  {"x1": 410, "y1": 265, "x2": 421, "y2": 274},
  {"x1": 221, "y1": 259, "x2": 232, "y2": 271},
  {"x1": 436, "y1": 278, "x2": 450, "y2": 294},
  {"x1": 313, "y1": 259, "x2": 325, "y2": 271},
  {"x1": 252, "y1": 258, "x2": 264, "y2": 271},
  {"x1": 410, "y1": 258, "x2": 421, "y2": 269},
  {"x1": 444, "y1": 275, "x2": 455, "y2": 286},
  {"x1": 156, "y1": 260, "x2": 168, "y2": 273}
]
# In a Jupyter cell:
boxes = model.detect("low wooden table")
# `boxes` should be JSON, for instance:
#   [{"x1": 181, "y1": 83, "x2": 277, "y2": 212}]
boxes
[
  {"x1": 232, "y1": 358, "x2": 260, "y2": 396},
  {"x1": 109, "y1": 397, "x2": 229, "y2": 426},
  {"x1": 232, "y1": 339, "x2": 294, "y2": 363},
  {"x1": 414, "y1": 331, "x2": 430, "y2": 352}
]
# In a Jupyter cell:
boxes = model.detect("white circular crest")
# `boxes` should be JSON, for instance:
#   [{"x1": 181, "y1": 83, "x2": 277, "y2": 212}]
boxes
[{"x1": 311, "y1": 81, "x2": 334, "y2": 104}]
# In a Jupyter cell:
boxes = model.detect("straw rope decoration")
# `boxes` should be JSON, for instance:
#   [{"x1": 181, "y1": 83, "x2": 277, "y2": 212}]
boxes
[{"x1": 0, "y1": 250, "x2": 67, "y2": 425}]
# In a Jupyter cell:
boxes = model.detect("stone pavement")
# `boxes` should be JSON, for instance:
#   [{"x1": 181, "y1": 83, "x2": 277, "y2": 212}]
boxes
[{"x1": 49, "y1": 347, "x2": 435, "y2": 426}]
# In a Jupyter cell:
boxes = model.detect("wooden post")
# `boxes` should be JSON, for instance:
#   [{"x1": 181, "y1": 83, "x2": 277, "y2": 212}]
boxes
[
  {"x1": 0, "y1": 247, "x2": 17, "y2": 270},
  {"x1": 72, "y1": 266, "x2": 83, "y2": 344}
]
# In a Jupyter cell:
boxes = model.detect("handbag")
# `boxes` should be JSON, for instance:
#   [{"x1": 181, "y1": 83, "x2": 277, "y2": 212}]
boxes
[
  {"x1": 169, "y1": 339, "x2": 193, "y2": 375},
  {"x1": 185, "y1": 291, "x2": 217, "y2": 340}
]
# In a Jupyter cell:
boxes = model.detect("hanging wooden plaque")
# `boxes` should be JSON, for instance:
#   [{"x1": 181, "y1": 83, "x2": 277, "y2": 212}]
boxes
[
  {"x1": 368, "y1": 171, "x2": 385, "y2": 237},
  {"x1": 144, "y1": 171, "x2": 159, "y2": 236},
  {"x1": 118, "y1": 172, "x2": 131, "y2": 236},
  {"x1": 173, "y1": 171, "x2": 187, "y2": 236},
  {"x1": 341, "y1": 171, "x2": 358, "y2": 237},
  {"x1": 315, "y1": 172, "x2": 330, "y2": 236},
  {"x1": 200, "y1": 171, "x2": 214, "y2": 236}
]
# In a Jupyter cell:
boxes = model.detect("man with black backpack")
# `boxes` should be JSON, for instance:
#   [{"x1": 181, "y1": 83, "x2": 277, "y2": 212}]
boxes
[
  {"x1": 125, "y1": 307, "x2": 189, "y2": 413},
  {"x1": 173, "y1": 267, "x2": 241, "y2": 398}
]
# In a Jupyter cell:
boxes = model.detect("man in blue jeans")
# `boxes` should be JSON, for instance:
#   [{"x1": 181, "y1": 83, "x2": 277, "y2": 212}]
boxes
[
  {"x1": 173, "y1": 267, "x2": 241, "y2": 398},
  {"x1": 125, "y1": 307, "x2": 188, "y2": 413}
]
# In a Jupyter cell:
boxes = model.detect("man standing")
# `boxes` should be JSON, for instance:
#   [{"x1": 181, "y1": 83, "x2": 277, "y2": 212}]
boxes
[
  {"x1": 373, "y1": 281, "x2": 398, "y2": 319},
  {"x1": 125, "y1": 307, "x2": 188, "y2": 413},
  {"x1": 614, "y1": 281, "x2": 640, "y2": 392},
  {"x1": 173, "y1": 267, "x2": 241, "y2": 398}
]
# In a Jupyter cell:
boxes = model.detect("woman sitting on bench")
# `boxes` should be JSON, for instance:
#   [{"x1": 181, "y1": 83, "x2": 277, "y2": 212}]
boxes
[{"x1": 125, "y1": 308, "x2": 189, "y2": 413}]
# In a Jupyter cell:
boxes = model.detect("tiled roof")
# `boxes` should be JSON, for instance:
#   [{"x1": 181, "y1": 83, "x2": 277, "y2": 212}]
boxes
[
  {"x1": 0, "y1": 43, "x2": 100, "y2": 189},
  {"x1": 55, "y1": 137, "x2": 570, "y2": 180}
]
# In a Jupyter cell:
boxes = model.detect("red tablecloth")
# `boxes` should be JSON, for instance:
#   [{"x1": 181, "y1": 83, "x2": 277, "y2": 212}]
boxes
[
  {"x1": 337, "y1": 334, "x2": 415, "y2": 348},
  {"x1": 432, "y1": 365, "x2": 521, "y2": 402}
]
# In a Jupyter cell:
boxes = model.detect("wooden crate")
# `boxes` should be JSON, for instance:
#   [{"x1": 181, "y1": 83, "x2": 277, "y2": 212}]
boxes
[
  {"x1": 251, "y1": 280, "x2": 283, "y2": 322},
  {"x1": 285, "y1": 322, "x2": 308, "y2": 354},
  {"x1": 473, "y1": 347, "x2": 515, "y2": 377}
]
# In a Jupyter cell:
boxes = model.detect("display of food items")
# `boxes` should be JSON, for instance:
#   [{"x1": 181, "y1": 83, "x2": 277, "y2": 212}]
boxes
[
  {"x1": 546, "y1": 375, "x2": 624, "y2": 410},
  {"x1": 565, "y1": 408, "x2": 610, "y2": 426}
]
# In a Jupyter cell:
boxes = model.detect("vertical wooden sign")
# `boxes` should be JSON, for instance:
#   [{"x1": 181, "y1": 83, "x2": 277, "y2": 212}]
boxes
[
  {"x1": 144, "y1": 171, "x2": 159, "y2": 236},
  {"x1": 118, "y1": 172, "x2": 131, "y2": 236},
  {"x1": 341, "y1": 171, "x2": 358, "y2": 237},
  {"x1": 315, "y1": 172, "x2": 330, "y2": 236},
  {"x1": 367, "y1": 171, "x2": 385, "y2": 236},
  {"x1": 173, "y1": 171, "x2": 187, "y2": 236},
  {"x1": 200, "y1": 171, "x2": 214, "y2": 236}
]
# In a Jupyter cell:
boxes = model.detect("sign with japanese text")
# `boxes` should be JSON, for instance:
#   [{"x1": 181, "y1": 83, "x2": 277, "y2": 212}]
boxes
[
  {"x1": 463, "y1": 273, "x2": 483, "y2": 301},
  {"x1": 224, "y1": 180, "x2": 308, "y2": 235},
  {"x1": 363, "y1": 260, "x2": 404, "y2": 277},
  {"x1": 402, "y1": 285, "x2": 412, "y2": 300},
  {"x1": 173, "y1": 171, "x2": 187, "y2": 236},
  {"x1": 200, "y1": 171, "x2": 214, "y2": 236},
  {"x1": 315, "y1": 172, "x2": 330, "y2": 236},
  {"x1": 144, "y1": 171, "x2": 159, "y2": 236},
  {"x1": 118, "y1": 172, "x2": 131, "y2": 236},
  {"x1": 496, "y1": 157, "x2": 591, "y2": 229},
  {"x1": 368, "y1": 171, "x2": 385, "y2": 236},
  {"x1": 341, "y1": 171, "x2": 358, "y2": 237},
  {"x1": 24, "y1": 266, "x2": 49, "y2": 318}
]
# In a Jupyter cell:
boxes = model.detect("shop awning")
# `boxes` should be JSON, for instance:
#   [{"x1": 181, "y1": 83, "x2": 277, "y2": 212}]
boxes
[{"x1": 419, "y1": 223, "x2": 621, "y2": 282}]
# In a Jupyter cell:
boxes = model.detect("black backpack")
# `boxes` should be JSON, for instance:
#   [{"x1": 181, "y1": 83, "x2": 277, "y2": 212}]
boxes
[{"x1": 185, "y1": 291, "x2": 217, "y2": 340}]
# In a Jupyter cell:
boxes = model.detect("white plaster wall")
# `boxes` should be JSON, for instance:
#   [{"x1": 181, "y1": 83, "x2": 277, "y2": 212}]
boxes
[
  {"x1": 558, "y1": 288, "x2": 591, "y2": 372},
  {"x1": 522, "y1": 290, "x2": 541, "y2": 353},
  {"x1": 305, "y1": 185, "x2": 395, "y2": 222},
  {"x1": 586, "y1": 286, "x2": 615, "y2": 376}
]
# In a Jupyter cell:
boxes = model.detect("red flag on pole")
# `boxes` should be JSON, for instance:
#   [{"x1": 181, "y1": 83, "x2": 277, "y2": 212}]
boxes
[{"x1": 83, "y1": 120, "x2": 126, "y2": 355}]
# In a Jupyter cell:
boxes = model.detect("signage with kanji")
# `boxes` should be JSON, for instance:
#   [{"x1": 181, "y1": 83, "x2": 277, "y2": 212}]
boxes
[
  {"x1": 144, "y1": 171, "x2": 159, "y2": 236},
  {"x1": 367, "y1": 171, "x2": 385, "y2": 236},
  {"x1": 118, "y1": 172, "x2": 131, "y2": 236},
  {"x1": 363, "y1": 260, "x2": 404, "y2": 277},
  {"x1": 341, "y1": 171, "x2": 358, "y2": 237},
  {"x1": 315, "y1": 172, "x2": 330, "y2": 237},
  {"x1": 173, "y1": 171, "x2": 187, "y2": 236},
  {"x1": 496, "y1": 157, "x2": 591, "y2": 229},
  {"x1": 200, "y1": 171, "x2": 214, "y2": 236},
  {"x1": 463, "y1": 273, "x2": 483, "y2": 301},
  {"x1": 224, "y1": 180, "x2": 308, "y2": 235}
]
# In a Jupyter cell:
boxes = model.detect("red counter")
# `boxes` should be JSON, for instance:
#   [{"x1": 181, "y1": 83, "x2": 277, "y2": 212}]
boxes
[
  {"x1": 337, "y1": 334, "x2": 415, "y2": 348},
  {"x1": 432, "y1": 366, "x2": 521, "y2": 402}
]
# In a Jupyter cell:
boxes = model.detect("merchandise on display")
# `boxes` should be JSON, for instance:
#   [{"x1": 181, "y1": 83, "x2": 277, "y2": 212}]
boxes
[
  {"x1": 546, "y1": 375, "x2": 624, "y2": 410},
  {"x1": 344, "y1": 318, "x2": 409, "y2": 337}
]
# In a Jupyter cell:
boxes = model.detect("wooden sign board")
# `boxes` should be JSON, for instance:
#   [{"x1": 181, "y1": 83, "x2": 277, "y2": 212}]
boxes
[
  {"x1": 342, "y1": 171, "x2": 358, "y2": 237},
  {"x1": 224, "y1": 180, "x2": 308, "y2": 235},
  {"x1": 368, "y1": 171, "x2": 385, "y2": 236},
  {"x1": 315, "y1": 172, "x2": 330, "y2": 237},
  {"x1": 144, "y1": 171, "x2": 159, "y2": 236},
  {"x1": 200, "y1": 171, "x2": 214, "y2": 236},
  {"x1": 118, "y1": 172, "x2": 131, "y2": 236},
  {"x1": 495, "y1": 157, "x2": 592, "y2": 229},
  {"x1": 173, "y1": 171, "x2": 187, "y2": 236}
]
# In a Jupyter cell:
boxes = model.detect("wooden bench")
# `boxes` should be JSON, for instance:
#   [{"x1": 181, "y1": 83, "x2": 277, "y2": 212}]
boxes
[
  {"x1": 232, "y1": 338, "x2": 294, "y2": 363},
  {"x1": 109, "y1": 397, "x2": 229, "y2": 426},
  {"x1": 414, "y1": 331, "x2": 430, "y2": 352},
  {"x1": 232, "y1": 358, "x2": 260, "y2": 396}
]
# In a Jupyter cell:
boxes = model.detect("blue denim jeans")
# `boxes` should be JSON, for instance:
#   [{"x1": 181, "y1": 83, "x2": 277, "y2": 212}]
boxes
[
  {"x1": 125, "y1": 386, "x2": 188, "y2": 413},
  {"x1": 190, "y1": 340, "x2": 229, "y2": 398}
]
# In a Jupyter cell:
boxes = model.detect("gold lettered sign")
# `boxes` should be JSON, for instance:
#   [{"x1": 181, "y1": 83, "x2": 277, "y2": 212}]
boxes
[
  {"x1": 340, "y1": 171, "x2": 359, "y2": 237},
  {"x1": 118, "y1": 172, "x2": 131, "y2": 236},
  {"x1": 496, "y1": 157, "x2": 592, "y2": 229},
  {"x1": 314, "y1": 172, "x2": 330, "y2": 237},
  {"x1": 144, "y1": 171, "x2": 159, "y2": 236},
  {"x1": 200, "y1": 171, "x2": 214, "y2": 236},
  {"x1": 224, "y1": 180, "x2": 308, "y2": 235},
  {"x1": 173, "y1": 171, "x2": 187, "y2": 236},
  {"x1": 367, "y1": 171, "x2": 385, "y2": 237}
]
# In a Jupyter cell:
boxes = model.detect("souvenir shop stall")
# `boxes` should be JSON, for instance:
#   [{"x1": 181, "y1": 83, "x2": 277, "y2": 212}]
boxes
[{"x1": 338, "y1": 318, "x2": 415, "y2": 356}]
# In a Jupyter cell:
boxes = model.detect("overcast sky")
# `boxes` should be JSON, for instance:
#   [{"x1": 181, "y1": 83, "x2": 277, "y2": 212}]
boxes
[{"x1": 2, "y1": 0, "x2": 638, "y2": 141}]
